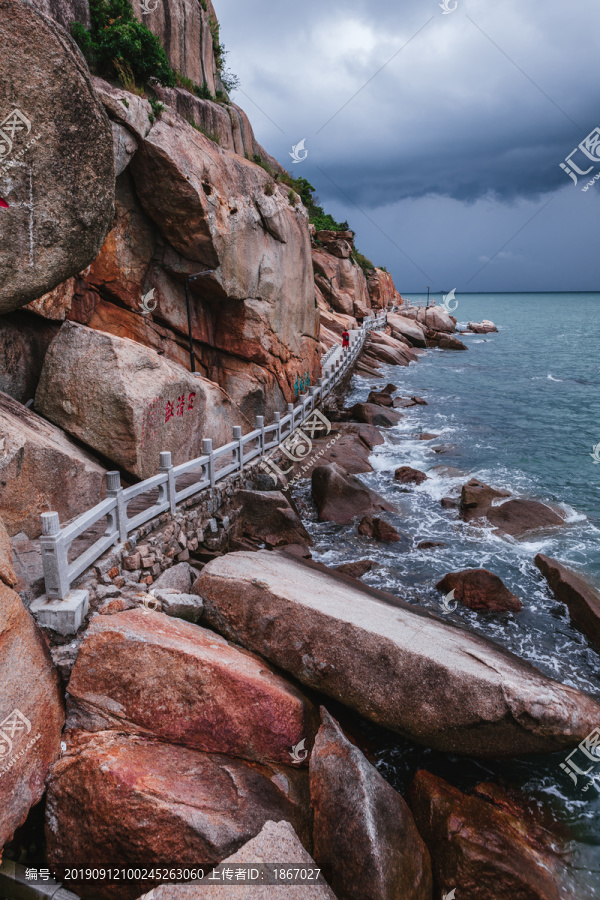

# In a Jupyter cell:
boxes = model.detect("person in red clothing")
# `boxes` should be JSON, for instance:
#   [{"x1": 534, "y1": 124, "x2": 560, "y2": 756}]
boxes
[{"x1": 342, "y1": 330, "x2": 350, "y2": 350}]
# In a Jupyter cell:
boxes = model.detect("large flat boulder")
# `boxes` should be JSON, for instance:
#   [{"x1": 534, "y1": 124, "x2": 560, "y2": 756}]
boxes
[
  {"x1": 137, "y1": 821, "x2": 337, "y2": 900},
  {"x1": 196, "y1": 550, "x2": 600, "y2": 757},
  {"x1": 311, "y1": 463, "x2": 395, "y2": 525},
  {"x1": 310, "y1": 708, "x2": 432, "y2": 900},
  {"x1": 66, "y1": 608, "x2": 318, "y2": 767},
  {"x1": 486, "y1": 498, "x2": 565, "y2": 537},
  {"x1": 407, "y1": 770, "x2": 571, "y2": 899},
  {"x1": 535, "y1": 554, "x2": 600, "y2": 651},
  {"x1": 0, "y1": 581, "x2": 64, "y2": 848},
  {"x1": 35, "y1": 321, "x2": 248, "y2": 479},
  {"x1": 460, "y1": 478, "x2": 511, "y2": 522},
  {"x1": 0, "y1": 390, "x2": 106, "y2": 538},
  {"x1": 0, "y1": 0, "x2": 114, "y2": 314},
  {"x1": 46, "y1": 730, "x2": 311, "y2": 900}
]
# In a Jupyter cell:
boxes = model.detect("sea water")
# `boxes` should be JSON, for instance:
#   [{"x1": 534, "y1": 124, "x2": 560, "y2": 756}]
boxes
[{"x1": 294, "y1": 292, "x2": 600, "y2": 895}]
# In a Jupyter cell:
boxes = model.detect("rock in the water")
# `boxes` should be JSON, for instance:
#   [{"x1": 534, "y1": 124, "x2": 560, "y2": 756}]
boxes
[
  {"x1": 407, "y1": 770, "x2": 570, "y2": 900},
  {"x1": 459, "y1": 479, "x2": 565, "y2": 536},
  {"x1": 386, "y1": 313, "x2": 427, "y2": 348},
  {"x1": 0, "y1": 0, "x2": 114, "y2": 314},
  {"x1": 394, "y1": 466, "x2": 428, "y2": 485},
  {"x1": 460, "y1": 478, "x2": 511, "y2": 522},
  {"x1": 138, "y1": 820, "x2": 336, "y2": 900},
  {"x1": 358, "y1": 515, "x2": 408, "y2": 546},
  {"x1": 437, "y1": 334, "x2": 467, "y2": 350},
  {"x1": 0, "y1": 581, "x2": 64, "y2": 848},
  {"x1": 35, "y1": 321, "x2": 248, "y2": 479},
  {"x1": 46, "y1": 731, "x2": 311, "y2": 900},
  {"x1": 417, "y1": 541, "x2": 447, "y2": 550},
  {"x1": 66, "y1": 609, "x2": 318, "y2": 766},
  {"x1": 468, "y1": 320, "x2": 498, "y2": 333},
  {"x1": 402, "y1": 305, "x2": 456, "y2": 333},
  {"x1": 0, "y1": 390, "x2": 106, "y2": 538},
  {"x1": 334, "y1": 559, "x2": 375, "y2": 578},
  {"x1": 349, "y1": 402, "x2": 402, "y2": 427},
  {"x1": 486, "y1": 498, "x2": 565, "y2": 537},
  {"x1": 311, "y1": 463, "x2": 395, "y2": 525},
  {"x1": 295, "y1": 429, "x2": 373, "y2": 477},
  {"x1": 535, "y1": 554, "x2": 600, "y2": 651},
  {"x1": 310, "y1": 708, "x2": 432, "y2": 900},
  {"x1": 367, "y1": 390, "x2": 394, "y2": 407},
  {"x1": 437, "y1": 569, "x2": 523, "y2": 613},
  {"x1": 419, "y1": 432, "x2": 439, "y2": 440},
  {"x1": 235, "y1": 490, "x2": 311, "y2": 548},
  {"x1": 196, "y1": 550, "x2": 600, "y2": 757}
]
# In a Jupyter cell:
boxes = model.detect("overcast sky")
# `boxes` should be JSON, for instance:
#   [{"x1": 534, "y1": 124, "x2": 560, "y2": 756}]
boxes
[{"x1": 217, "y1": 0, "x2": 600, "y2": 293}]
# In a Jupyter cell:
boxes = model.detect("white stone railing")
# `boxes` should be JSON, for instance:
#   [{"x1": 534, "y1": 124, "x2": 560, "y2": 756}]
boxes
[{"x1": 40, "y1": 311, "x2": 388, "y2": 600}]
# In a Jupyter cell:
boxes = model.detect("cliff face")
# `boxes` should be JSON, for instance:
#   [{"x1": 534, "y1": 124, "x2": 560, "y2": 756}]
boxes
[{"x1": 0, "y1": 0, "x2": 403, "y2": 535}]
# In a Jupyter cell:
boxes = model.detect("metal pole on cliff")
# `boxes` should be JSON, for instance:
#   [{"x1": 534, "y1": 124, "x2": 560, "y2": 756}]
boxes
[
  {"x1": 184, "y1": 271, "x2": 214, "y2": 374},
  {"x1": 426, "y1": 286, "x2": 430, "y2": 308}
]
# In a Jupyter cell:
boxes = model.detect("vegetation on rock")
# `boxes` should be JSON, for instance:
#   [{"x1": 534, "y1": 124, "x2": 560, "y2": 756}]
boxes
[{"x1": 72, "y1": 0, "x2": 176, "y2": 88}]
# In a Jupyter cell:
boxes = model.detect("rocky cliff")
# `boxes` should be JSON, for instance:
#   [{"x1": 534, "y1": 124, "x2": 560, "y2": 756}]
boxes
[{"x1": 0, "y1": 0, "x2": 401, "y2": 537}]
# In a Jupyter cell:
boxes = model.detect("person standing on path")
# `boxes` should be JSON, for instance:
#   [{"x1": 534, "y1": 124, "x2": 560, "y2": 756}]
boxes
[{"x1": 342, "y1": 330, "x2": 350, "y2": 350}]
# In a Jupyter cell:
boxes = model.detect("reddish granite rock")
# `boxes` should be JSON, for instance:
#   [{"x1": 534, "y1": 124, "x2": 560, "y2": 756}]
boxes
[
  {"x1": 235, "y1": 490, "x2": 311, "y2": 549},
  {"x1": 467, "y1": 320, "x2": 498, "y2": 333},
  {"x1": 311, "y1": 463, "x2": 395, "y2": 525},
  {"x1": 367, "y1": 390, "x2": 394, "y2": 407},
  {"x1": 358, "y1": 515, "x2": 407, "y2": 545},
  {"x1": 437, "y1": 569, "x2": 523, "y2": 613},
  {"x1": 460, "y1": 478, "x2": 511, "y2": 522},
  {"x1": 417, "y1": 541, "x2": 447, "y2": 550},
  {"x1": 349, "y1": 402, "x2": 402, "y2": 427},
  {"x1": 66, "y1": 609, "x2": 318, "y2": 767},
  {"x1": 0, "y1": 582, "x2": 64, "y2": 848},
  {"x1": 196, "y1": 550, "x2": 600, "y2": 756},
  {"x1": 46, "y1": 730, "x2": 311, "y2": 900},
  {"x1": 334, "y1": 559, "x2": 375, "y2": 578},
  {"x1": 535, "y1": 554, "x2": 600, "y2": 651},
  {"x1": 419, "y1": 433, "x2": 439, "y2": 440},
  {"x1": 402, "y1": 306, "x2": 456, "y2": 333},
  {"x1": 394, "y1": 466, "x2": 428, "y2": 485},
  {"x1": 0, "y1": 390, "x2": 106, "y2": 539},
  {"x1": 437, "y1": 334, "x2": 467, "y2": 350},
  {"x1": 0, "y1": 516, "x2": 17, "y2": 588},
  {"x1": 407, "y1": 770, "x2": 571, "y2": 900},
  {"x1": 340, "y1": 422, "x2": 385, "y2": 449},
  {"x1": 310, "y1": 709, "x2": 432, "y2": 900},
  {"x1": 386, "y1": 313, "x2": 427, "y2": 348},
  {"x1": 367, "y1": 268, "x2": 397, "y2": 310},
  {"x1": 486, "y1": 499, "x2": 565, "y2": 537},
  {"x1": 296, "y1": 430, "x2": 374, "y2": 478}
]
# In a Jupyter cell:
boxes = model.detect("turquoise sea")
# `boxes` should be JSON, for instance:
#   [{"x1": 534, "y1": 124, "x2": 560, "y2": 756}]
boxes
[{"x1": 296, "y1": 292, "x2": 600, "y2": 895}]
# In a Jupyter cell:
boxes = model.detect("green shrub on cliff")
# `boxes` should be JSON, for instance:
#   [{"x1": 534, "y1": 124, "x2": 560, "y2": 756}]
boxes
[
  {"x1": 351, "y1": 249, "x2": 375, "y2": 275},
  {"x1": 277, "y1": 175, "x2": 349, "y2": 232},
  {"x1": 72, "y1": 0, "x2": 175, "y2": 88}
]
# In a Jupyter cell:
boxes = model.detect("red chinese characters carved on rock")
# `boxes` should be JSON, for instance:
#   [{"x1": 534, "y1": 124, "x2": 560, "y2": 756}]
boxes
[{"x1": 165, "y1": 392, "x2": 196, "y2": 424}]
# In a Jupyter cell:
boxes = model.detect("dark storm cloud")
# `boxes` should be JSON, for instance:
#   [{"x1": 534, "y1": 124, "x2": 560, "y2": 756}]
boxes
[{"x1": 216, "y1": 0, "x2": 600, "y2": 289}]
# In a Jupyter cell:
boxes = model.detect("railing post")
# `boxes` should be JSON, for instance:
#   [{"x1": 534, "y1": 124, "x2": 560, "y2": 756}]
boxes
[
  {"x1": 287, "y1": 402, "x2": 294, "y2": 436},
  {"x1": 202, "y1": 438, "x2": 215, "y2": 487},
  {"x1": 106, "y1": 470, "x2": 127, "y2": 543},
  {"x1": 40, "y1": 511, "x2": 70, "y2": 600},
  {"x1": 233, "y1": 426, "x2": 243, "y2": 470},
  {"x1": 255, "y1": 415, "x2": 265, "y2": 454},
  {"x1": 159, "y1": 451, "x2": 176, "y2": 516},
  {"x1": 273, "y1": 412, "x2": 281, "y2": 444}
]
